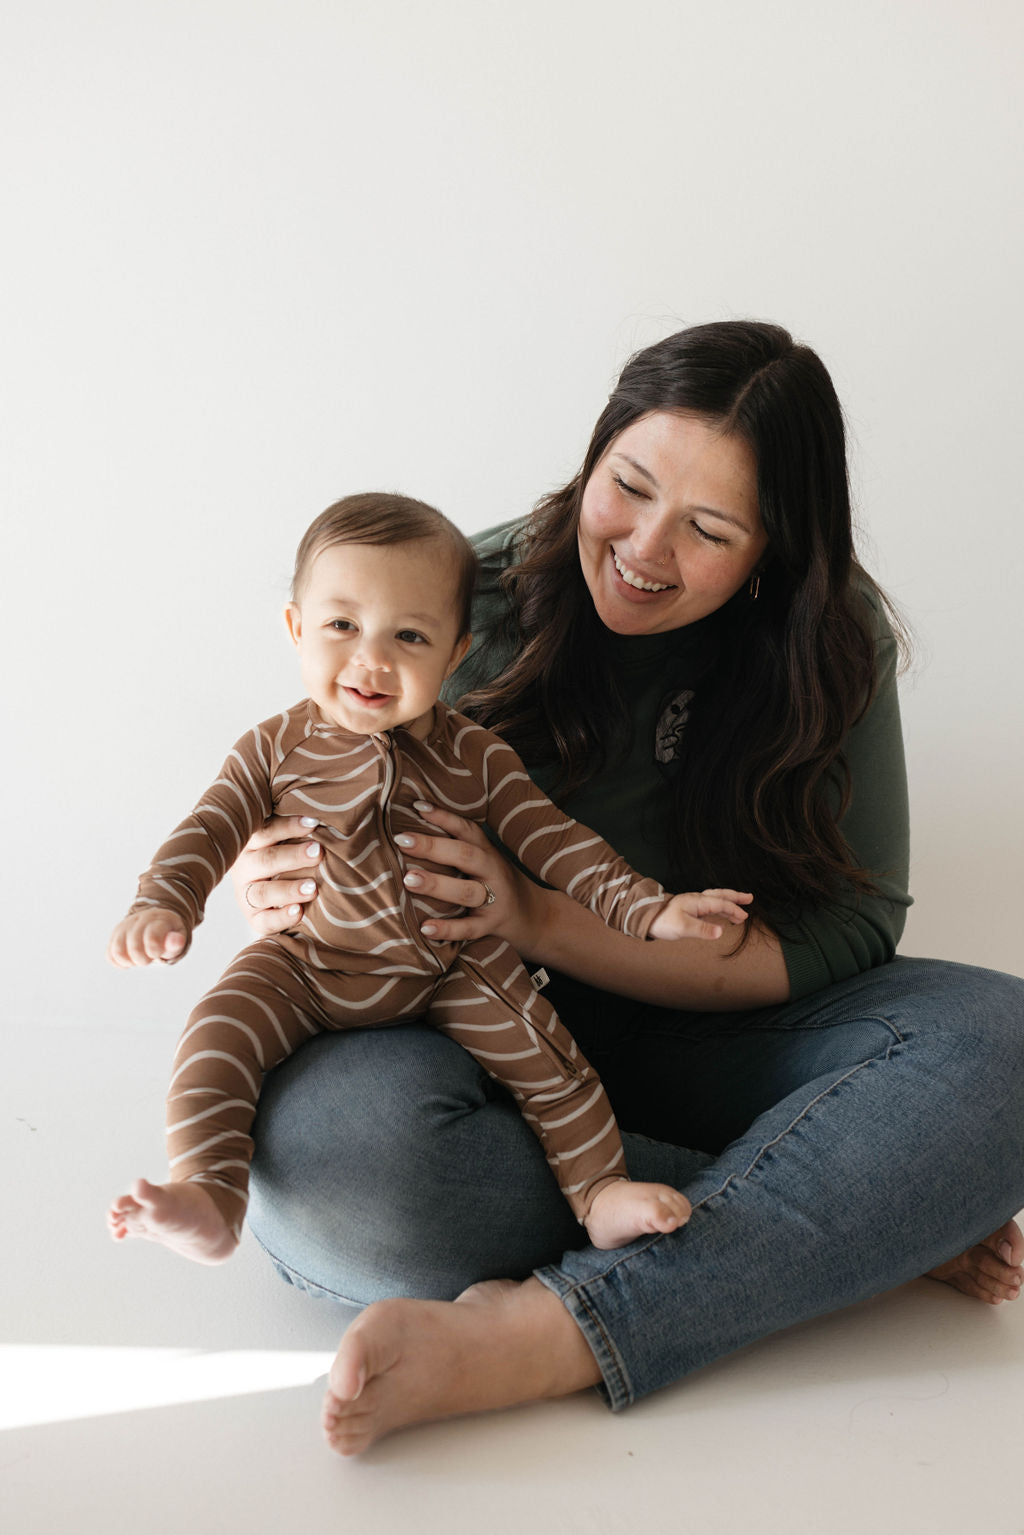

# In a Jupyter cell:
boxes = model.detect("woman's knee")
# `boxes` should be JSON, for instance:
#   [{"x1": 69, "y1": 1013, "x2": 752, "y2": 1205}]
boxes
[
  {"x1": 247, "y1": 1024, "x2": 581, "y2": 1303},
  {"x1": 888, "y1": 958, "x2": 1024, "y2": 1061}
]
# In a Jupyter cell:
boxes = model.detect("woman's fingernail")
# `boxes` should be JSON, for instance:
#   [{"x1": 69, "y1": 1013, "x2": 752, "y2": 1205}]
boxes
[
  {"x1": 395, "y1": 834, "x2": 416, "y2": 848},
  {"x1": 404, "y1": 872, "x2": 423, "y2": 887},
  {"x1": 414, "y1": 801, "x2": 434, "y2": 813},
  {"x1": 305, "y1": 843, "x2": 321, "y2": 858},
  {"x1": 300, "y1": 817, "x2": 318, "y2": 828},
  {"x1": 300, "y1": 880, "x2": 317, "y2": 895},
  {"x1": 421, "y1": 923, "x2": 438, "y2": 937},
  {"x1": 288, "y1": 905, "x2": 301, "y2": 917}
]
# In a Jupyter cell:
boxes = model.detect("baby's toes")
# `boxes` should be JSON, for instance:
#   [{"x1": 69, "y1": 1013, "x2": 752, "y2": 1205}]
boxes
[
  {"x1": 321, "y1": 1391, "x2": 342, "y2": 1433},
  {"x1": 646, "y1": 1201, "x2": 681, "y2": 1233}
]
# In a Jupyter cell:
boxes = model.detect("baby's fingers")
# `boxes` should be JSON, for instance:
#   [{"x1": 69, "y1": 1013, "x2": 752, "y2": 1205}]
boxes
[
  {"x1": 148, "y1": 925, "x2": 186, "y2": 963},
  {"x1": 683, "y1": 918, "x2": 725, "y2": 941},
  {"x1": 698, "y1": 890, "x2": 752, "y2": 925},
  {"x1": 106, "y1": 925, "x2": 134, "y2": 969},
  {"x1": 107, "y1": 913, "x2": 185, "y2": 968}
]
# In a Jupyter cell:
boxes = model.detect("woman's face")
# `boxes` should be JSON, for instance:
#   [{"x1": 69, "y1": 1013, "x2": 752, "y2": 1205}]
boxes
[{"x1": 577, "y1": 411, "x2": 768, "y2": 636}]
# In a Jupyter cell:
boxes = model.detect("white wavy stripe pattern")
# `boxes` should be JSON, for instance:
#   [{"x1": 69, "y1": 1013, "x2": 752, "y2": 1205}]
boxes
[{"x1": 135, "y1": 701, "x2": 665, "y2": 1229}]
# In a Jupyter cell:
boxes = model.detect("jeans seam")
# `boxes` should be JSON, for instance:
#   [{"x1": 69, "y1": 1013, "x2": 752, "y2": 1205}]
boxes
[
  {"x1": 691, "y1": 1014, "x2": 906, "y2": 1209},
  {"x1": 638, "y1": 1009, "x2": 908, "y2": 1043},
  {"x1": 252, "y1": 1229, "x2": 364, "y2": 1308}
]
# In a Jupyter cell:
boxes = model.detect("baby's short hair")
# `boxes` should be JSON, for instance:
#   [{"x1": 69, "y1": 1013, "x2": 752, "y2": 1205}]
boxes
[{"x1": 292, "y1": 492, "x2": 478, "y2": 638}]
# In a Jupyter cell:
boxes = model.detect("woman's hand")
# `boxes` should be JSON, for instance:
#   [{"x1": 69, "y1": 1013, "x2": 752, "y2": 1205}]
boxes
[
  {"x1": 230, "y1": 816, "x2": 324, "y2": 936},
  {"x1": 396, "y1": 803, "x2": 544, "y2": 952}
]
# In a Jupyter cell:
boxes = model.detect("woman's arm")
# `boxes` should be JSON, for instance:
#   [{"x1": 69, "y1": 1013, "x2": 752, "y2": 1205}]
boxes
[
  {"x1": 520, "y1": 883, "x2": 788, "y2": 1010},
  {"x1": 403, "y1": 808, "x2": 790, "y2": 1012}
]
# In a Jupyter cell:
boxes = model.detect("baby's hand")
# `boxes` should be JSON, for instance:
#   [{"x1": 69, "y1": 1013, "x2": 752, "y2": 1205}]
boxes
[
  {"x1": 107, "y1": 909, "x2": 188, "y2": 969},
  {"x1": 648, "y1": 889, "x2": 752, "y2": 943}
]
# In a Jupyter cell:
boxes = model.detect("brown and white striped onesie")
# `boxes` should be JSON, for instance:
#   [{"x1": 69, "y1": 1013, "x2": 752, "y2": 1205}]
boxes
[{"x1": 128, "y1": 699, "x2": 670, "y2": 1235}]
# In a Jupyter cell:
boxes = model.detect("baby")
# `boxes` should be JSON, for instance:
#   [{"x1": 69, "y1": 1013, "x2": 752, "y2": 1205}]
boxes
[{"x1": 107, "y1": 492, "x2": 749, "y2": 1260}]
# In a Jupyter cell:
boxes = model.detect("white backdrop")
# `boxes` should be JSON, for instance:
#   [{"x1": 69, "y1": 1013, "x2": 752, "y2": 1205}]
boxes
[{"x1": 3, "y1": 0, "x2": 1021, "y2": 1030}]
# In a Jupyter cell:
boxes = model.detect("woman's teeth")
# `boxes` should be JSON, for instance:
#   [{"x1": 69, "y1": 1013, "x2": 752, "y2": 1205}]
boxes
[{"x1": 613, "y1": 550, "x2": 675, "y2": 592}]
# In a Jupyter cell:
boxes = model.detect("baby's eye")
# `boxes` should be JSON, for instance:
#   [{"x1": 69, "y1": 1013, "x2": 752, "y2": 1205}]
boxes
[
  {"x1": 329, "y1": 619, "x2": 357, "y2": 632},
  {"x1": 397, "y1": 629, "x2": 427, "y2": 645}
]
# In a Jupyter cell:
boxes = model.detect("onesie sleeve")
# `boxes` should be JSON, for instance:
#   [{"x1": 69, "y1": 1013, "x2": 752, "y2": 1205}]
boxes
[
  {"x1": 472, "y1": 727, "x2": 670, "y2": 937},
  {"x1": 126, "y1": 718, "x2": 281, "y2": 942}
]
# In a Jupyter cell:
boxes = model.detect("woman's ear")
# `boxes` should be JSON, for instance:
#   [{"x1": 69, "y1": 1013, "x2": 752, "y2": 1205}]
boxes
[
  {"x1": 445, "y1": 632, "x2": 473, "y2": 677},
  {"x1": 284, "y1": 603, "x2": 303, "y2": 648}
]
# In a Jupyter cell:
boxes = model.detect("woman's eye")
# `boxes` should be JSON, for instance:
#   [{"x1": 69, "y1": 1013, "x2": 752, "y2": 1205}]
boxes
[
  {"x1": 613, "y1": 473, "x2": 646, "y2": 498},
  {"x1": 397, "y1": 630, "x2": 427, "y2": 645},
  {"x1": 693, "y1": 523, "x2": 728, "y2": 547}
]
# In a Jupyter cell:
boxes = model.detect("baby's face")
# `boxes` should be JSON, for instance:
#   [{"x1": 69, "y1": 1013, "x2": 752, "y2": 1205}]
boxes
[{"x1": 285, "y1": 539, "x2": 470, "y2": 738}]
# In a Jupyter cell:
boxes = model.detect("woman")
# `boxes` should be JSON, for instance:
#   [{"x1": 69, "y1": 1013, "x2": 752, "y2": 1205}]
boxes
[{"x1": 235, "y1": 321, "x2": 1024, "y2": 1454}]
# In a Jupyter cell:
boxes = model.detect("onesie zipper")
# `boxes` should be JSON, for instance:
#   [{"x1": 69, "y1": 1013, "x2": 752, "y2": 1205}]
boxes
[{"x1": 373, "y1": 731, "x2": 444, "y2": 975}]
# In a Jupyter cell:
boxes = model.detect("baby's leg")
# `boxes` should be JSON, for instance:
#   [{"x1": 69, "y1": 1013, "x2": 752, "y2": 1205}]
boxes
[
  {"x1": 108, "y1": 943, "x2": 323, "y2": 1264},
  {"x1": 428, "y1": 941, "x2": 691, "y2": 1249}
]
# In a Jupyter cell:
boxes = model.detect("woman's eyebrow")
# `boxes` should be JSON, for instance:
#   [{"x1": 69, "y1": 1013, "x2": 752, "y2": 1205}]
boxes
[
  {"x1": 694, "y1": 506, "x2": 752, "y2": 533},
  {"x1": 615, "y1": 453, "x2": 659, "y2": 488},
  {"x1": 614, "y1": 453, "x2": 752, "y2": 533}
]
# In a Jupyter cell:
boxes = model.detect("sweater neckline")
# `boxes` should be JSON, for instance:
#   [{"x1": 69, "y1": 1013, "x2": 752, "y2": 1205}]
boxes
[{"x1": 605, "y1": 615, "x2": 716, "y2": 671}]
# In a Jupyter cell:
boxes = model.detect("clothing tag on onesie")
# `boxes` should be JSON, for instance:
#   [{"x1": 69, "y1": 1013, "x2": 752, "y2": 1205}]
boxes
[{"x1": 530, "y1": 968, "x2": 550, "y2": 992}]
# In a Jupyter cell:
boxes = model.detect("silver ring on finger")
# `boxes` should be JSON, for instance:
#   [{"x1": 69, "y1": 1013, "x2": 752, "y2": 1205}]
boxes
[
  {"x1": 244, "y1": 881, "x2": 261, "y2": 911},
  {"x1": 481, "y1": 882, "x2": 496, "y2": 907}
]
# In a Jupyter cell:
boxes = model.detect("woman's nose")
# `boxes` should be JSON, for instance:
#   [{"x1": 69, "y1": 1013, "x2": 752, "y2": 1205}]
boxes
[{"x1": 629, "y1": 507, "x2": 674, "y2": 565}]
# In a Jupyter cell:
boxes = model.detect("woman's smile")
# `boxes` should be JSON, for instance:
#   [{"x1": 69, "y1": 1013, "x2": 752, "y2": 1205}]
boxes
[{"x1": 610, "y1": 546, "x2": 678, "y2": 595}]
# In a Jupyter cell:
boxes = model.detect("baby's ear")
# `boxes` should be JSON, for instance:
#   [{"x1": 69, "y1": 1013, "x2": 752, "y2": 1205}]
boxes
[
  {"x1": 445, "y1": 632, "x2": 472, "y2": 677},
  {"x1": 284, "y1": 603, "x2": 303, "y2": 647}
]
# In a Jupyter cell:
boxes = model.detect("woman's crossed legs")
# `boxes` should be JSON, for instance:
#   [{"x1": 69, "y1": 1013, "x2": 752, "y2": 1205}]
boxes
[{"x1": 248, "y1": 957, "x2": 1024, "y2": 1453}]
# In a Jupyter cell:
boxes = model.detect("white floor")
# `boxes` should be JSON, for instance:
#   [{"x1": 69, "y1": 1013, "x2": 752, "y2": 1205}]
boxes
[{"x1": 4, "y1": 1022, "x2": 1023, "y2": 1535}]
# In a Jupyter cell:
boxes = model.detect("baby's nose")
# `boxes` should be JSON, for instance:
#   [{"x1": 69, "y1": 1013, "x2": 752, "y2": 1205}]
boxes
[{"x1": 355, "y1": 641, "x2": 393, "y2": 672}]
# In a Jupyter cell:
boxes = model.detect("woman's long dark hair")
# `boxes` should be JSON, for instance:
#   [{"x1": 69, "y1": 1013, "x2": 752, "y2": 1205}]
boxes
[{"x1": 460, "y1": 320, "x2": 906, "y2": 933}]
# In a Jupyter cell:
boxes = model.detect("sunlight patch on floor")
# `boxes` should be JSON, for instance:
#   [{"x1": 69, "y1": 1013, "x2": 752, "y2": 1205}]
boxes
[{"x1": 0, "y1": 1345, "x2": 335, "y2": 1430}]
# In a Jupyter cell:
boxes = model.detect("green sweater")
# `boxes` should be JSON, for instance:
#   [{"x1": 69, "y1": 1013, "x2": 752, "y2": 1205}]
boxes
[{"x1": 445, "y1": 518, "x2": 912, "y2": 1001}]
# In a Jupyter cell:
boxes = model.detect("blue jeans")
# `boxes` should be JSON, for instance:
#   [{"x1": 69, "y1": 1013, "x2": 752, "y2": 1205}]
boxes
[{"x1": 247, "y1": 957, "x2": 1024, "y2": 1410}]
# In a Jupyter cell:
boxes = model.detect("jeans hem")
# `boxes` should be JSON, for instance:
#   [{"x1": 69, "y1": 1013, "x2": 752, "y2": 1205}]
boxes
[{"x1": 533, "y1": 1258, "x2": 648, "y2": 1412}]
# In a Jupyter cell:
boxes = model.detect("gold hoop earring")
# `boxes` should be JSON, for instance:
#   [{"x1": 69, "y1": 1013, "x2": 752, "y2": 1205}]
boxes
[{"x1": 748, "y1": 574, "x2": 760, "y2": 600}]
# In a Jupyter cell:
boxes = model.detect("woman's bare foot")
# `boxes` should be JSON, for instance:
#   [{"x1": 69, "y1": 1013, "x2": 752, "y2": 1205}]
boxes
[
  {"x1": 321, "y1": 1277, "x2": 600, "y2": 1456},
  {"x1": 926, "y1": 1218, "x2": 1024, "y2": 1304},
  {"x1": 106, "y1": 1178, "x2": 239, "y2": 1265},
  {"x1": 584, "y1": 1179, "x2": 691, "y2": 1250}
]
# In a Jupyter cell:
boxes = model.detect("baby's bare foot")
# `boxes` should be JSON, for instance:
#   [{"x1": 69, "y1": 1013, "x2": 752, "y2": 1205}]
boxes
[
  {"x1": 106, "y1": 1178, "x2": 238, "y2": 1265},
  {"x1": 321, "y1": 1277, "x2": 600, "y2": 1456},
  {"x1": 926, "y1": 1217, "x2": 1024, "y2": 1304},
  {"x1": 584, "y1": 1179, "x2": 691, "y2": 1250}
]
